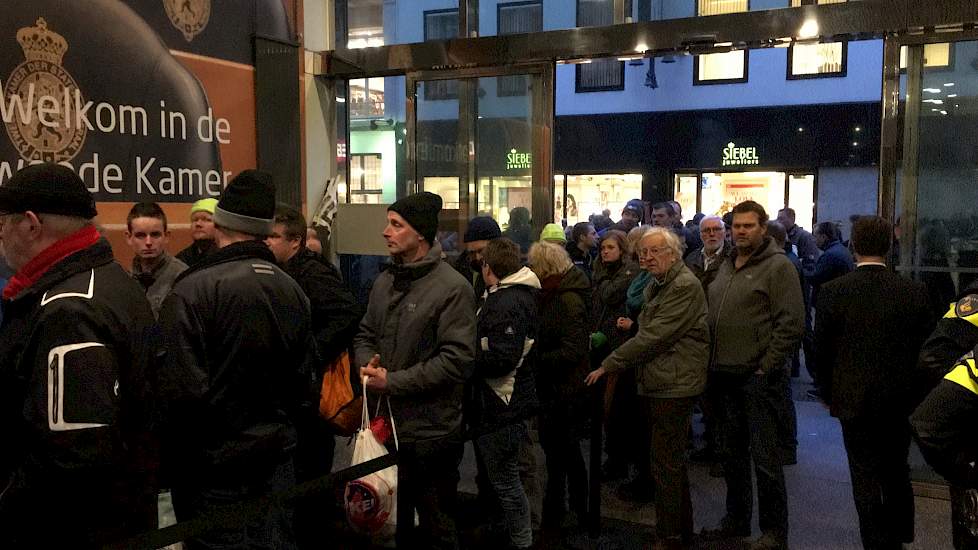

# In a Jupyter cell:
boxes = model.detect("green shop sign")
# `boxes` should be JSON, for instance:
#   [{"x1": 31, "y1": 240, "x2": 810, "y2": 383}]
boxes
[{"x1": 506, "y1": 148, "x2": 532, "y2": 170}]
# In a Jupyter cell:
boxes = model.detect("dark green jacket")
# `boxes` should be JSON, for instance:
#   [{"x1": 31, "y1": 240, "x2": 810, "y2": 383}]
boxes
[
  {"x1": 707, "y1": 236, "x2": 805, "y2": 375},
  {"x1": 601, "y1": 261, "x2": 709, "y2": 398}
]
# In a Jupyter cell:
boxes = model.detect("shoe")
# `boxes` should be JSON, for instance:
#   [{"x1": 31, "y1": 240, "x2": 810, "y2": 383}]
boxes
[
  {"x1": 709, "y1": 462, "x2": 725, "y2": 478},
  {"x1": 615, "y1": 479, "x2": 654, "y2": 503},
  {"x1": 690, "y1": 446, "x2": 715, "y2": 463},
  {"x1": 602, "y1": 460, "x2": 629, "y2": 481},
  {"x1": 699, "y1": 517, "x2": 750, "y2": 541},
  {"x1": 748, "y1": 531, "x2": 788, "y2": 549}
]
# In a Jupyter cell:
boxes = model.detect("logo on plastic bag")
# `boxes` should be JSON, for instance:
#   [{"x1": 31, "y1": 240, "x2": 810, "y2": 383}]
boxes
[{"x1": 345, "y1": 477, "x2": 394, "y2": 532}]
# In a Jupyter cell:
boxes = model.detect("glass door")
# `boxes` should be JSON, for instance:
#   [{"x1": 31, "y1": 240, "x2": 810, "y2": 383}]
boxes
[{"x1": 407, "y1": 65, "x2": 554, "y2": 256}]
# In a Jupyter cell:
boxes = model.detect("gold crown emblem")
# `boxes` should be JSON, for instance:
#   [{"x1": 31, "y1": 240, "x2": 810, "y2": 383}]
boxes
[{"x1": 17, "y1": 18, "x2": 68, "y2": 65}]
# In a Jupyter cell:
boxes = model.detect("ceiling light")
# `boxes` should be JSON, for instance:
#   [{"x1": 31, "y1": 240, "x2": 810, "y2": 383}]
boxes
[
  {"x1": 852, "y1": 142, "x2": 859, "y2": 146},
  {"x1": 336, "y1": 97, "x2": 347, "y2": 103},
  {"x1": 933, "y1": 99, "x2": 944, "y2": 105},
  {"x1": 923, "y1": 88, "x2": 943, "y2": 93},
  {"x1": 855, "y1": 126, "x2": 862, "y2": 132},
  {"x1": 797, "y1": 127, "x2": 804, "y2": 132},
  {"x1": 941, "y1": 110, "x2": 948, "y2": 115},
  {"x1": 948, "y1": 94, "x2": 958, "y2": 98},
  {"x1": 944, "y1": 83, "x2": 955, "y2": 87},
  {"x1": 799, "y1": 19, "x2": 819, "y2": 39}
]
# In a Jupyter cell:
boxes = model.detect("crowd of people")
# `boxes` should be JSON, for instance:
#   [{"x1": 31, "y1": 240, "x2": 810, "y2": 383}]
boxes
[{"x1": 2, "y1": 162, "x2": 978, "y2": 550}]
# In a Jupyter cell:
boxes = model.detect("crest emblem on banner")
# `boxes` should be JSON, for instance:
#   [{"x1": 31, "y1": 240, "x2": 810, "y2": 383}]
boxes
[
  {"x1": 3, "y1": 18, "x2": 86, "y2": 163},
  {"x1": 164, "y1": 0, "x2": 211, "y2": 42}
]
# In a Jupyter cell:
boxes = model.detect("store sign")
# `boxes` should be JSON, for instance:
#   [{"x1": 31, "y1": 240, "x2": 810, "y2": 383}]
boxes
[
  {"x1": 506, "y1": 148, "x2": 531, "y2": 170},
  {"x1": 722, "y1": 142, "x2": 760, "y2": 167}
]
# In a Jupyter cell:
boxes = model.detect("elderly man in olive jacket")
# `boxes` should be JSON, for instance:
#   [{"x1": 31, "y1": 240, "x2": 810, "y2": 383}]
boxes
[
  {"x1": 356, "y1": 192, "x2": 477, "y2": 550},
  {"x1": 586, "y1": 226, "x2": 709, "y2": 549}
]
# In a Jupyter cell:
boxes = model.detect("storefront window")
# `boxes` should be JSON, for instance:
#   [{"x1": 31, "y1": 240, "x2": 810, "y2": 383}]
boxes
[
  {"x1": 350, "y1": 77, "x2": 386, "y2": 119},
  {"x1": 694, "y1": 50, "x2": 748, "y2": 85},
  {"x1": 348, "y1": 153, "x2": 384, "y2": 204},
  {"x1": 787, "y1": 174, "x2": 816, "y2": 231},
  {"x1": 478, "y1": 176, "x2": 532, "y2": 227},
  {"x1": 789, "y1": 42, "x2": 846, "y2": 79},
  {"x1": 700, "y1": 172, "x2": 786, "y2": 219},
  {"x1": 674, "y1": 174, "x2": 698, "y2": 218},
  {"x1": 556, "y1": 173, "x2": 643, "y2": 226}
]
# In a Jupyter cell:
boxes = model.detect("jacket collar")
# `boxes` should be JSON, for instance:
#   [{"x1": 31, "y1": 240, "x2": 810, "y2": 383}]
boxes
[
  {"x1": 729, "y1": 236, "x2": 781, "y2": 270},
  {"x1": 5, "y1": 235, "x2": 114, "y2": 302},
  {"x1": 490, "y1": 266, "x2": 541, "y2": 293},
  {"x1": 387, "y1": 242, "x2": 443, "y2": 292},
  {"x1": 131, "y1": 251, "x2": 176, "y2": 277},
  {"x1": 175, "y1": 239, "x2": 276, "y2": 284}
]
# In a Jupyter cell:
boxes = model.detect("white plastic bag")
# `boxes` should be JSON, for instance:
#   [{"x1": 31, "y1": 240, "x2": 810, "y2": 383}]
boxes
[{"x1": 344, "y1": 377, "x2": 399, "y2": 537}]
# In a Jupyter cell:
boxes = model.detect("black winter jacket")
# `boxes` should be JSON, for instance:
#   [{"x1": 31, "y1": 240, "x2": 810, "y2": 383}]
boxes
[
  {"x1": 0, "y1": 238, "x2": 159, "y2": 547},
  {"x1": 591, "y1": 258, "x2": 639, "y2": 350},
  {"x1": 159, "y1": 241, "x2": 315, "y2": 477},
  {"x1": 467, "y1": 267, "x2": 540, "y2": 435},
  {"x1": 283, "y1": 248, "x2": 362, "y2": 368},
  {"x1": 536, "y1": 267, "x2": 591, "y2": 403}
]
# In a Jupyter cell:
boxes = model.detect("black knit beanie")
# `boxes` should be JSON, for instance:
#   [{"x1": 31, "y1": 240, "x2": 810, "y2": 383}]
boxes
[
  {"x1": 0, "y1": 163, "x2": 97, "y2": 218},
  {"x1": 463, "y1": 216, "x2": 502, "y2": 242},
  {"x1": 388, "y1": 192, "x2": 442, "y2": 243},
  {"x1": 213, "y1": 169, "x2": 276, "y2": 236}
]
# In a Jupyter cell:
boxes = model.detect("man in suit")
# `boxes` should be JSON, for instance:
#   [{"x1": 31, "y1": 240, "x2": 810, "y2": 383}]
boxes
[{"x1": 815, "y1": 215, "x2": 935, "y2": 550}]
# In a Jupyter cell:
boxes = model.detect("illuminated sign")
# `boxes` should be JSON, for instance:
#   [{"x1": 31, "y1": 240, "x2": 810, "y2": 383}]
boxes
[
  {"x1": 506, "y1": 148, "x2": 532, "y2": 170},
  {"x1": 722, "y1": 142, "x2": 760, "y2": 167}
]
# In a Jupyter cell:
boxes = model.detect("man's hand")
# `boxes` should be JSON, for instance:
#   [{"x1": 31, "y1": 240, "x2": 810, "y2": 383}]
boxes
[
  {"x1": 585, "y1": 366, "x2": 607, "y2": 386},
  {"x1": 616, "y1": 317, "x2": 633, "y2": 331},
  {"x1": 360, "y1": 354, "x2": 388, "y2": 392}
]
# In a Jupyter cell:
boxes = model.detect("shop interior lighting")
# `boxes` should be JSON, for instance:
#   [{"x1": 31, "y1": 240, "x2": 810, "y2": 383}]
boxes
[
  {"x1": 948, "y1": 94, "x2": 959, "y2": 98},
  {"x1": 941, "y1": 110, "x2": 948, "y2": 115},
  {"x1": 944, "y1": 83, "x2": 956, "y2": 87},
  {"x1": 923, "y1": 88, "x2": 943, "y2": 93},
  {"x1": 797, "y1": 127, "x2": 804, "y2": 132},
  {"x1": 798, "y1": 19, "x2": 819, "y2": 40},
  {"x1": 852, "y1": 142, "x2": 859, "y2": 146},
  {"x1": 855, "y1": 126, "x2": 862, "y2": 132},
  {"x1": 336, "y1": 97, "x2": 347, "y2": 103}
]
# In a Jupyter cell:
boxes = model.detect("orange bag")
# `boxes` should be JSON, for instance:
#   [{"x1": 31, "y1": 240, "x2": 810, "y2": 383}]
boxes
[{"x1": 319, "y1": 351, "x2": 362, "y2": 435}]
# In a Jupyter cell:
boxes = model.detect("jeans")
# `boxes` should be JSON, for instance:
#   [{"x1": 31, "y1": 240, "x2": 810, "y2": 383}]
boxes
[
  {"x1": 776, "y1": 373, "x2": 798, "y2": 460},
  {"x1": 475, "y1": 423, "x2": 533, "y2": 548},
  {"x1": 716, "y1": 369, "x2": 789, "y2": 538},
  {"x1": 517, "y1": 419, "x2": 543, "y2": 531},
  {"x1": 840, "y1": 416, "x2": 914, "y2": 550},
  {"x1": 648, "y1": 396, "x2": 696, "y2": 540},
  {"x1": 396, "y1": 437, "x2": 463, "y2": 550}
]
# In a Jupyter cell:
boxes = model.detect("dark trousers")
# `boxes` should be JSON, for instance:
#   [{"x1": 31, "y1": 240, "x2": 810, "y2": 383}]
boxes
[
  {"x1": 539, "y1": 404, "x2": 588, "y2": 523},
  {"x1": 648, "y1": 396, "x2": 695, "y2": 541},
  {"x1": 951, "y1": 485, "x2": 978, "y2": 550},
  {"x1": 474, "y1": 422, "x2": 533, "y2": 548},
  {"x1": 293, "y1": 412, "x2": 336, "y2": 550},
  {"x1": 395, "y1": 437, "x2": 463, "y2": 550},
  {"x1": 777, "y1": 373, "x2": 798, "y2": 460},
  {"x1": 840, "y1": 416, "x2": 914, "y2": 550},
  {"x1": 172, "y1": 459, "x2": 297, "y2": 550},
  {"x1": 716, "y1": 370, "x2": 789, "y2": 537},
  {"x1": 606, "y1": 369, "x2": 642, "y2": 468}
]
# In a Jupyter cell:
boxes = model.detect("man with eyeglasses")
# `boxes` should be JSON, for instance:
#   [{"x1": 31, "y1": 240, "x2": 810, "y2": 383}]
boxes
[{"x1": 0, "y1": 163, "x2": 159, "y2": 547}]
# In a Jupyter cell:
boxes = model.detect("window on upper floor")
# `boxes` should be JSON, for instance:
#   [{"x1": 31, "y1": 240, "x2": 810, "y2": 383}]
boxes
[
  {"x1": 424, "y1": 9, "x2": 460, "y2": 100},
  {"x1": 788, "y1": 41, "x2": 847, "y2": 79},
  {"x1": 900, "y1": 43, "x2": 953, "y2": 72},
  {"x1": 694, "y1": 50, "x2": 749, "y2": 85},
  {"x1": 348, "y1": 153, "x2": 384, "y2": 204},
  {"x1": 790, "y1": 0, "x2": 846, "y2": 6},
  {"x1": 498, "y1": 1, "x2": 543, "y2": 97},
  {"x1": 697, "y1": 0, "x2": 748, "y2": 16},
  {"x1": 576, "y1": 0, "x2": 625, "y2": 92},
  {"x1": 350, "y1": 77, "x2": 386, "y2": 118}
]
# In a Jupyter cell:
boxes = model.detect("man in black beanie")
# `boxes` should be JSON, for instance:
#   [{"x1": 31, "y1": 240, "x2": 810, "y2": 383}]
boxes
[
  {"x1": 0, "y1": 163, "x2": 159, "y2": 547},
  {"x1": 453, "y1": 215, "x2": 502, "y2": 300},
  {"x1": 356, "y1": 191, "x2": 477, "y2": 549},
  {"x1": 159, "y1": 169, "x2": 315, "y2": 550}
]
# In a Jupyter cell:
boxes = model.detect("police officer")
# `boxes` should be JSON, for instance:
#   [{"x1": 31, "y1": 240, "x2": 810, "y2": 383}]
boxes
[{"x1": 913, "y1": 283, "x2": 978, "y2": 550}]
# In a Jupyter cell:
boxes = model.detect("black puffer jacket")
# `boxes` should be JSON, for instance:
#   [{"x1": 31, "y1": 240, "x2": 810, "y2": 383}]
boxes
[
  {"x1": 0, "y1": 238, "x2": 159, "y2": 547},
  {"x1": 467, "y1": 267, "x2": 541, "y2": 435},
  {"x1": 284, "y1": 248, "x2": 362, "y2": 367},
  {"x1": 591, "y1": 258, "x2": 639, "y2": 351},
  {"x1": 536, "y1": 267, "x2": 591, "y2": 403},
  {"x1": 159, "y1": 241, "x2": 315, "y2": 476}
]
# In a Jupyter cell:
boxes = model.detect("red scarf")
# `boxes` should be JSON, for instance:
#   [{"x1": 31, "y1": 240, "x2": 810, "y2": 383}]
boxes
[{"x1": 3, "y1": 225, "x2": 101, "y2": 300}]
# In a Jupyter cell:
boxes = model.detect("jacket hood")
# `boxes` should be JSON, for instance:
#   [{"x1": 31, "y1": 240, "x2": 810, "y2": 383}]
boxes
[
  {"x1": 559, "y1": 265, "x2": 591, "y2": 292},
  {"x1": 730, "y1": 236, "x2": 783, "y2": 268},
  {"x1": 494, "y1": 266, "x2": 541, "y2": 291}
]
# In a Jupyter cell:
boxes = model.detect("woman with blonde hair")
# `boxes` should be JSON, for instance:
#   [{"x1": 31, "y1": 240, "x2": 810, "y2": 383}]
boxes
[{"x1": 527, "y1": 241, "x2": 591, "y2": 528}]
